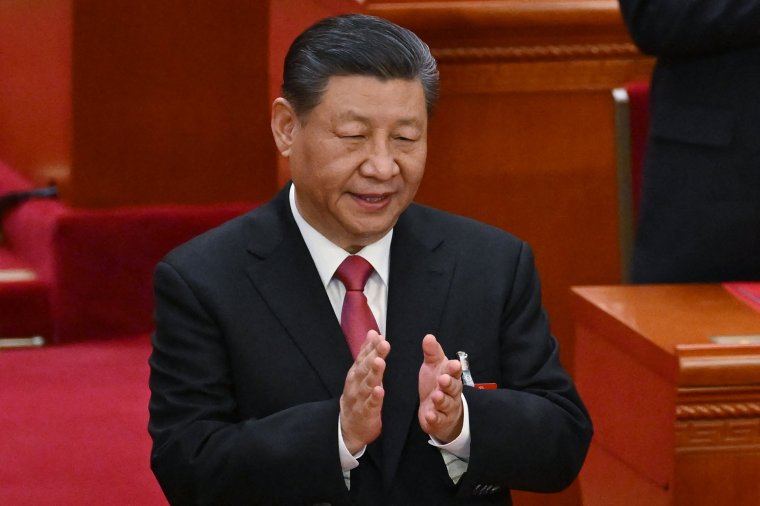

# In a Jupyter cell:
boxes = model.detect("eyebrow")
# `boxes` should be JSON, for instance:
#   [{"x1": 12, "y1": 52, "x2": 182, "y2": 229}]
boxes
[{"x1": 334, "y1": 111, "x2": 423, "y2": 128}]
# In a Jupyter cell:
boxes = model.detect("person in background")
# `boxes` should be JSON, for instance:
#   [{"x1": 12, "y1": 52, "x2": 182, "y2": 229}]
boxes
[
  {"x1": 617, "y1": 0, "x2": 760, "y2": 283},
  {"x1": 148, "y1": 14, "x2": 591, "y2": 505}
]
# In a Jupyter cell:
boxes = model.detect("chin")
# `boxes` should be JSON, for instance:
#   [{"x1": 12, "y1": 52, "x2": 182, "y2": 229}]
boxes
[{"x1": 343, "y1": 226, "x2": 389, "y2": 247}]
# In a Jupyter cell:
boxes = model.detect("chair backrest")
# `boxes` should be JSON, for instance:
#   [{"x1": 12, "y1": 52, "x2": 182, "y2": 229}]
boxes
[{"x1": 612, "y1": 81, "x2": 650, "y2": 282}]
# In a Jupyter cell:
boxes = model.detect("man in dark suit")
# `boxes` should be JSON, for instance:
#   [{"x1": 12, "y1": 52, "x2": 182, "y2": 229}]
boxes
[
  {"x1": 617, "y1": 0, "x2": 760, "y2": 283},
  {"x1": 148, "y1": 14, "x2": 592, "y2": 505}
]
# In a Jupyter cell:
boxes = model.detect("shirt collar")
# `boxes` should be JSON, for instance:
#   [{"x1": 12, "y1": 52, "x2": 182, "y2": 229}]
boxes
[{"x1": 289, "y1": 184, "x2": 392, "y2": 288}]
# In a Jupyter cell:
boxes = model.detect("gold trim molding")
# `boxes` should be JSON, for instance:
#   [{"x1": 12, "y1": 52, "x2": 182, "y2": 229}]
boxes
[
  {"x1": 677, "y1": 402, "x2": 760, "y2": 420},
  {"x1": 433, "y1": 42, "x2": 640, "y2": 63}
]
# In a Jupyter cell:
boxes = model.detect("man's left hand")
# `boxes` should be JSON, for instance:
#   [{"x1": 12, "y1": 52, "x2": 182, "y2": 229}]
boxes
[{"x1": 417, "y1": 334, "x2": 464, "y2": 443}]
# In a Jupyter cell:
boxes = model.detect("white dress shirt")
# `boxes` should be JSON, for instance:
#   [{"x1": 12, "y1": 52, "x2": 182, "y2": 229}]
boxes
[{"x1": 288, "y1": 184, "x2": 470, "y2": 487}]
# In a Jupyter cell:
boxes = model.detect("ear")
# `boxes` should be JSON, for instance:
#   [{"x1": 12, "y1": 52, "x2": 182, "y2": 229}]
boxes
[{"x1": 271, "y1": 97, "x2": 299, "y2": 157}]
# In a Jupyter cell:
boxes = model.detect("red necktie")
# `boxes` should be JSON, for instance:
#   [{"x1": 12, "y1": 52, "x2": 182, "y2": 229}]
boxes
[{"x1": 335, "y1": 255, "x2": 379, "y2": 359}]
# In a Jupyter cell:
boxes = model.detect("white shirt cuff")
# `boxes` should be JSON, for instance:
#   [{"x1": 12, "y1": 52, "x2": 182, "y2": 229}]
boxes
[
  {"x1": 428, "y1": 394, "x2": 471, "y2": 484},
  {"x1": 338, "y1": 417, "x2": 365, "y2": 490}
]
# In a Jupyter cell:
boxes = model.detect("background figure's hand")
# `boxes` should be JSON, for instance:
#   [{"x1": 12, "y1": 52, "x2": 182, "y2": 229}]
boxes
[
  {"x1": 339, "y1": 330, "x2": 390, "y2": 454},
  {"x1": 418, "y1": 334, "x2": 464, "y2": 443}
]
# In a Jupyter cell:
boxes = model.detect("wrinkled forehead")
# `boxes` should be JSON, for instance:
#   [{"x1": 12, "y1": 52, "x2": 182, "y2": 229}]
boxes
[{"x1": 307, "y1": 75, "x2": 428, "y2": 123}]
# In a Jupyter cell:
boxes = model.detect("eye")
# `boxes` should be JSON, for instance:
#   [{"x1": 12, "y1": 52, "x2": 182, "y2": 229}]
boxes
[{"x1": 394, "y1": 136, "x2": 416, "y2": 143}]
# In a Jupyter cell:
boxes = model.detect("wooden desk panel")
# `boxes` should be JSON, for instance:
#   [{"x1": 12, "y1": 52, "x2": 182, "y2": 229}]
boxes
[{"x1": 573, "y1": 285, "x2": 760, "y2": 506}]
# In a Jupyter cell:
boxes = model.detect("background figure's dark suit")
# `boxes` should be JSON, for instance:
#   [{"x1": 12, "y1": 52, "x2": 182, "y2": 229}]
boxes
[
  {"x1": 148, "y1": 185, "x2": 592, "y2": 505},
  {"x1": 618, "y1": 0, "x2": 760, "y2": 283}
]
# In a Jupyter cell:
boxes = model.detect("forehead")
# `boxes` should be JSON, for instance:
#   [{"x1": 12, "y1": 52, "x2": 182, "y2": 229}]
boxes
[{"x1": 312, "y1": 75, "x2": 427, "y2": 125}]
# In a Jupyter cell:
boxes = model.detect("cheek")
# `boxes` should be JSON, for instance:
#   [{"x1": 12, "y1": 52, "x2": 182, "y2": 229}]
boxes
[
  {"x1": 400, "y1": 154, "x2": 426, "y2": 184},
  {"x1": 295, "y1": 146, "x2": 349, "y2": 187}
]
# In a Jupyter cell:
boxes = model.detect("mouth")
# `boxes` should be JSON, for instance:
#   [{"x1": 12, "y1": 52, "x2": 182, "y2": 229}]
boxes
[{"x1": 352, "y1": 192, "x2": 390, "y2": 203}]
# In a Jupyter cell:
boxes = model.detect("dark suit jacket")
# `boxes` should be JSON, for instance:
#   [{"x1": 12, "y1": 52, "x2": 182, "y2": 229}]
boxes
[
  {"x1": 148, "y1": 185, "x2": 592, "y2": 505},
  {"x1": 618, "y1": 0, "x2": 760, "y2": 283}
]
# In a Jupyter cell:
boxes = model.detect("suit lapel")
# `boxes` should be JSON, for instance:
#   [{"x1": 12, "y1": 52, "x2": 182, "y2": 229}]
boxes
[
  {"x1": 379, "y1": 205, "x2": 457, "y2": 488},
  {"x1": 244, "y1": 187, "x2": 353, "y2": 398}
]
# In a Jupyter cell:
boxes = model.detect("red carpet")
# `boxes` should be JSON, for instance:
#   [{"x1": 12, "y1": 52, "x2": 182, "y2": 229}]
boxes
[{"x1": 0, "y1": 334, "x2": 166, "y2": 505}]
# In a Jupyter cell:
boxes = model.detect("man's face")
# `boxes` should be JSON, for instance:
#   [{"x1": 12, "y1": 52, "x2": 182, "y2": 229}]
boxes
[{"x1": 274, "y1": 75, "x2": 428, "y2": 253}]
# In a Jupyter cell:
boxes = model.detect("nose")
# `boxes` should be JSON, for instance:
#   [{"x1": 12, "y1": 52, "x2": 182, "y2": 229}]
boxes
[{"x1": 361, "y1": 138, "x2": 399, "y2": 180}]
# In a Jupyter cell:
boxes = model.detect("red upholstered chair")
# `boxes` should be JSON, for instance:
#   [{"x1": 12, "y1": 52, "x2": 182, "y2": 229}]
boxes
[
  {"x1": 0, "y1": 160, "x2": 259, "y2": 344},
  {"x1": 612, "y1": 81, "x2": 651, "y2": 282},
  {"x1": 0, "y1": 162, "x2": 59, "y2": 341}
]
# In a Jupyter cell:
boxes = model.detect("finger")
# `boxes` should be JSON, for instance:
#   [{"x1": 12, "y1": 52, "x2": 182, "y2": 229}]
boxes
[
  {"x1": 343, "y1": 364, "x2": 386, "y2": 408},
  {"x1": 365, "y1": 355, "x2": 387, "y2": 388},
  {"x1": 424, "y1": 408, "x2": 438, "y2": 426},
  {"x1": 353, "y1": 335, "x2": 387, "y2": 378},
  {"x1": 432, "y1": 387, "x2": 456, "y2": 408},
  {"x1": 438, "y1": 372, "x2": 463, "y2": 397},
  {"x1": 358, "y1": 385, "x2": 384, "y2": 414},
  {"x1": 432, "y1": 394, "x2": 455, "y2": 416},
  {"x1": 369, "y1": 384, "x2": 385, "y2": 405},
  {"x1": 433, "y1": 382, "x2": 463, "y2": 410},
  {"x1": 446, "y1": 358, "x2": 462, "y2": 379},
  {"x1": 421, "y1": 334, "x2": 445, "y2": 363},
  {"x1": 347, "y1": 358, "x2": 384, "y2": 404},
  {"x1": 355, "y1": 330, "x2": 382, "y2": 362},
  {"x1": 375, "y1": 335, "x2": 390, "y2": 359},
  {"x1": 361, "y1": 332, "x2": 390, "y2": 364},
  {"x1": 345, "y1": 355, "x2": 382, "y2": 399}
]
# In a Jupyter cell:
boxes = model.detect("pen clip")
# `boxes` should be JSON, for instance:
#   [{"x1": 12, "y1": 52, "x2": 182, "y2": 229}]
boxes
[{"x1": 457, "y1": 351, "x2": 475, "y2": 387}]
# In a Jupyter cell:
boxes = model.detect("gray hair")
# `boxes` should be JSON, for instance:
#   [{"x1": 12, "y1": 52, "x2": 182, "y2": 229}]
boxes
[{"x1": 281, "y1": 14, "x2": 439, "y2": 118}]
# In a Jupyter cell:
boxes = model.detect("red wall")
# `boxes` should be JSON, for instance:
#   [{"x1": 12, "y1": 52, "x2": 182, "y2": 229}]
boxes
[{"x1": 0, "y1": 0, "x2": 71, "y2": 187}]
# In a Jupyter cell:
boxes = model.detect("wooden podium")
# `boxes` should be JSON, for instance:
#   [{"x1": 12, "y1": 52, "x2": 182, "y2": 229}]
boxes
[{"x1": 572, "y1": 285, "x2": 760, "y2": 505}]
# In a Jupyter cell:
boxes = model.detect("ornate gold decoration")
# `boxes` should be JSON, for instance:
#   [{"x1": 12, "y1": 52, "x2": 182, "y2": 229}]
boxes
[
  {"x1": 432, "y1": 43, "x2": 641, "y2": 63},
  {"x1": 677, "y1": 402, "x2": 760, "y2": 420}
]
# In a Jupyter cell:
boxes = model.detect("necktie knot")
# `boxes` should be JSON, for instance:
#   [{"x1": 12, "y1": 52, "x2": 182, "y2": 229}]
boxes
[{"x1": 335, "y1": 255, "x2": 374, "y2": 292}]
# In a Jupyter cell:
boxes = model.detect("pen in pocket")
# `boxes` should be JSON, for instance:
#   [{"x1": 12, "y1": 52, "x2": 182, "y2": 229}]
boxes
[{"x1": 457, "y1": 351, "x2": 475, "y2": 387}]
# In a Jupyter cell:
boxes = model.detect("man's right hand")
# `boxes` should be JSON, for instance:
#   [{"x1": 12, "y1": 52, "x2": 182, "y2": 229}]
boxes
[{"x1": 339, "y1": 330, "x2": 391, "y2": 454}]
